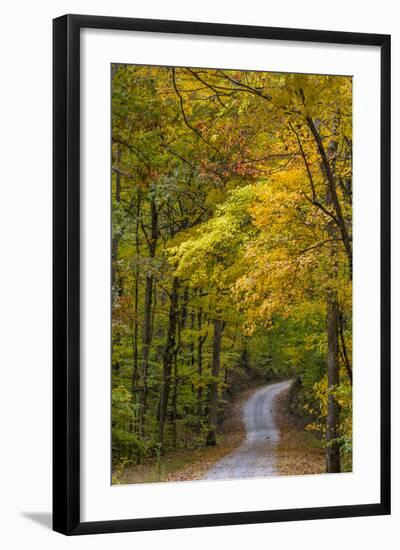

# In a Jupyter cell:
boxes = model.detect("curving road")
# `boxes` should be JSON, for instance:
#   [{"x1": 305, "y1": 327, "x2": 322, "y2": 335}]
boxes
[{"x1": 203, "y1": 380, "x2": 292, "y2": 481}]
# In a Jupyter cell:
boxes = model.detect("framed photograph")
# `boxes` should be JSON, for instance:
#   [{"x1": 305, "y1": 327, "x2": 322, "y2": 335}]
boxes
[{"x1": 53, "y1": 14, "x2": 390, "y2": 535}]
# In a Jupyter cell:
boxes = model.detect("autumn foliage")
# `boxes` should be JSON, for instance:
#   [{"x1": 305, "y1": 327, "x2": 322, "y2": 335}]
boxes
[{"x1": 111, "y1": 64, "x2": 352, "y2": 478}]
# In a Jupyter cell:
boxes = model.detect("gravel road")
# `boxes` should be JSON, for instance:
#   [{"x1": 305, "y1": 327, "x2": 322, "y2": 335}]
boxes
[{"x1": 203, "y1": 380, "x2": 292, "y2": 480}]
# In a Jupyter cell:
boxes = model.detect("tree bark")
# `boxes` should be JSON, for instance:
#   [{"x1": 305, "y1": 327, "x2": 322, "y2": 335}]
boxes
[
  {"x1": 171, "y1": 352, "x2": 179, "y2": 449},
  {"x1": 196, "y1": 308, "x2": 206, "y2": 418},
  {"x1": 324, "y1": 140, "x2": 342, "y2": 473},
  {"x1": 339, "y1": 311, "x2": 352, "y2": 385},
  {"x1": 206, "y1": 318, "x2": 225, "y2": 446},
  {"x1": 112, "y1": 145, "x2": 122, "y2": 373},
  {"x1": 306, "y1": 116, "x2": 352, "y2": 278},
  {"x1": 158, "y1": 277, "x2": 180, "y2": 447},
  {"x1": 171, "y1": 290, "x2": 185, "y2": 448},
  {"x1": 190, "y1": 308, "x2": 196, "y2": 371},
  {"x1": 112, "y1": 145, "x2": 122, "y2": 295},
  {"x1": 326, "y1": 291, "x2": 341, "y2": 473},
  {"x1": 138, "y1": 196, "x2": 158, "y2": 436},
  {"x1": 130, "y1": 189, "x2": 141, "y2": 430}
]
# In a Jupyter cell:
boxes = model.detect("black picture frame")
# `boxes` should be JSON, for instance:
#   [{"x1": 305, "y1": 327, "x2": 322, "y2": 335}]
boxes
[{"x1": 53, "y1": 14, "x2": 391, "y2": 536}]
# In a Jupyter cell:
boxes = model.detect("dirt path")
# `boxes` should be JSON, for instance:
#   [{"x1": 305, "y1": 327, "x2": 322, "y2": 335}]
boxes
[{"x1": 203, "y1": 380, "x2": 293, "y2": 480}]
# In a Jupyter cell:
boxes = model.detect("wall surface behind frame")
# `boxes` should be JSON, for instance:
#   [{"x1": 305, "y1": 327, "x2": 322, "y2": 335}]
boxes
[{"x1": 0, "y1": 0, "x2": 398, "y2": 548}]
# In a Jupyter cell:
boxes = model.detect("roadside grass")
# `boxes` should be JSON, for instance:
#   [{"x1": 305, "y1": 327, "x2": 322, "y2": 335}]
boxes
[
  {"x1": 113, "y1": 382, "x2": 351, "y2": 484},
  {"x1": 113, "y1": 432, "x2": 241, "y2": 485},
  {"x1": 274, "y1": 388, "x2": 353, "y2": 476},
  {"x1": 274, "y1": 389, "x2": 326, "y2": 476},
  {"x1": 340, "y1": 451, "x2": 352, "y2": 473},
  {"x1": 112, "y1": 385, "x2": 258, "y2": 485}
]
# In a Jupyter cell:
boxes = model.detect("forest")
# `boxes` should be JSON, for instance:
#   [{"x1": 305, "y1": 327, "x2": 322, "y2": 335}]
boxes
[{"x1": 111, "y1": 64, "x2": 352, "y2": 482}]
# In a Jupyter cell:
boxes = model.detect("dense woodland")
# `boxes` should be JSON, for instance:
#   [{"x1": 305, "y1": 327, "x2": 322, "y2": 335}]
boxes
[{"x1": 111, "y1": 64, "x2": 352, "y2": 477}]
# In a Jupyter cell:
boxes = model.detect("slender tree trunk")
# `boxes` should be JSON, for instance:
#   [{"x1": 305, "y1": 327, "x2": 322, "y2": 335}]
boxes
[
  {"x1": 306, "y1": 116, "x2": 352, "y2": 278},
  {"x1": 324, "y1": 142, "x2": 342, "y2": 473},
  {"x1": 112, "y1": 146, "x2": 122, "y2": 373},
  {"x1": 189, "y1": 307, "x2": 196, "y2": 396},
  {"x1": 326, "y1": 291, "x2": 341, "y2": 473},
  {"x1": 138, "y1": 196, "x2": 158, "y2": 437},
  {"x1": 171, "y1": 290, "x2": 186, "y2": 448},
  {"x1": 131, "y1": 189, "x2": 141, "y2": 415},
  {"x1": 339, "y1": 311, "x2": 352, "y2": 385},
  {"x1": 171, "y1": 354, "x2": 178, "y2": 448},
  {"x1": 138, "y1": 274, "x2": 153, "y2": 435},
  {"x1": 112, "y1": 145, "x2": 122, "y2": 294},
  {"x1": 206, "y1": 318, "x2": 225, "y2": 446},
  {"x1": 190, "y1": 309, "x2": 196, "y2": 368},
  {"x1": 158, "y1": 277, "x2": 180, "y2": 447},
  {"x1": 196, "y1": 308, "x2": 208, "y2": 419},
  {"x1": 180, "y1": 288, "x2": 189, "y2": 327}
]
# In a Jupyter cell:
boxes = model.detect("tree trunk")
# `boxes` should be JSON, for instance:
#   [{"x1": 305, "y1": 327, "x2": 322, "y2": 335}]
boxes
[
  {"x1": 326, "y1": 291, "x2": 341, "y2": 473},
  {"x1": 197, "y1": 310, "x2": 203, "y2": 418},
  {"x1": 130, "y1": 190, "x2": 141, "y2": 432},
  {"x1": 324, "y1": 140, "x2": 342, "y2": 473},
  {"x1": 112, "y1": 145, "x2": 122, "y2": 295},
  {"x1": 112, "y1": 145, "x2": 122, "y2": 373},
  {"x1": 190, "y1": 309, "x2": 195, "y2": 370},
  {"x1": 306, "y1": 116, "x2": 352, "y2": 278},
  {"x1": 138, "y1": 274, "x2": 153, "y2": 435},
  {"x1": 206, "y1": 318, "x2": 225, "y2": 446},
  {"x1": 171, "y1": 291, "x2": 184, "y2": 448},
  {"x1": 138, "y1": 196, "x2": 158, "y2": 437},
  {"x1": 339, "y1": 310, "x2": 352, "y2": 385},
  {"x1": 158, "y1": 277, "x2": 180, "y2": 447},
  {"x1": 197, "y1": 308, "x2": 208, "y2": 419},
  {"x1": 171, "y1": 353, "x2": 178, "y2": 448}
]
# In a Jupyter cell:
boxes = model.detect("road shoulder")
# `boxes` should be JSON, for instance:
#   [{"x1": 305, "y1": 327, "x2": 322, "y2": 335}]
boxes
[
  {"x1": 273, "y1": 386, "x2": 325, "y2": 476},
  {"x1": 113, "y1": 386, "x2": 254, "y2": 484}
]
